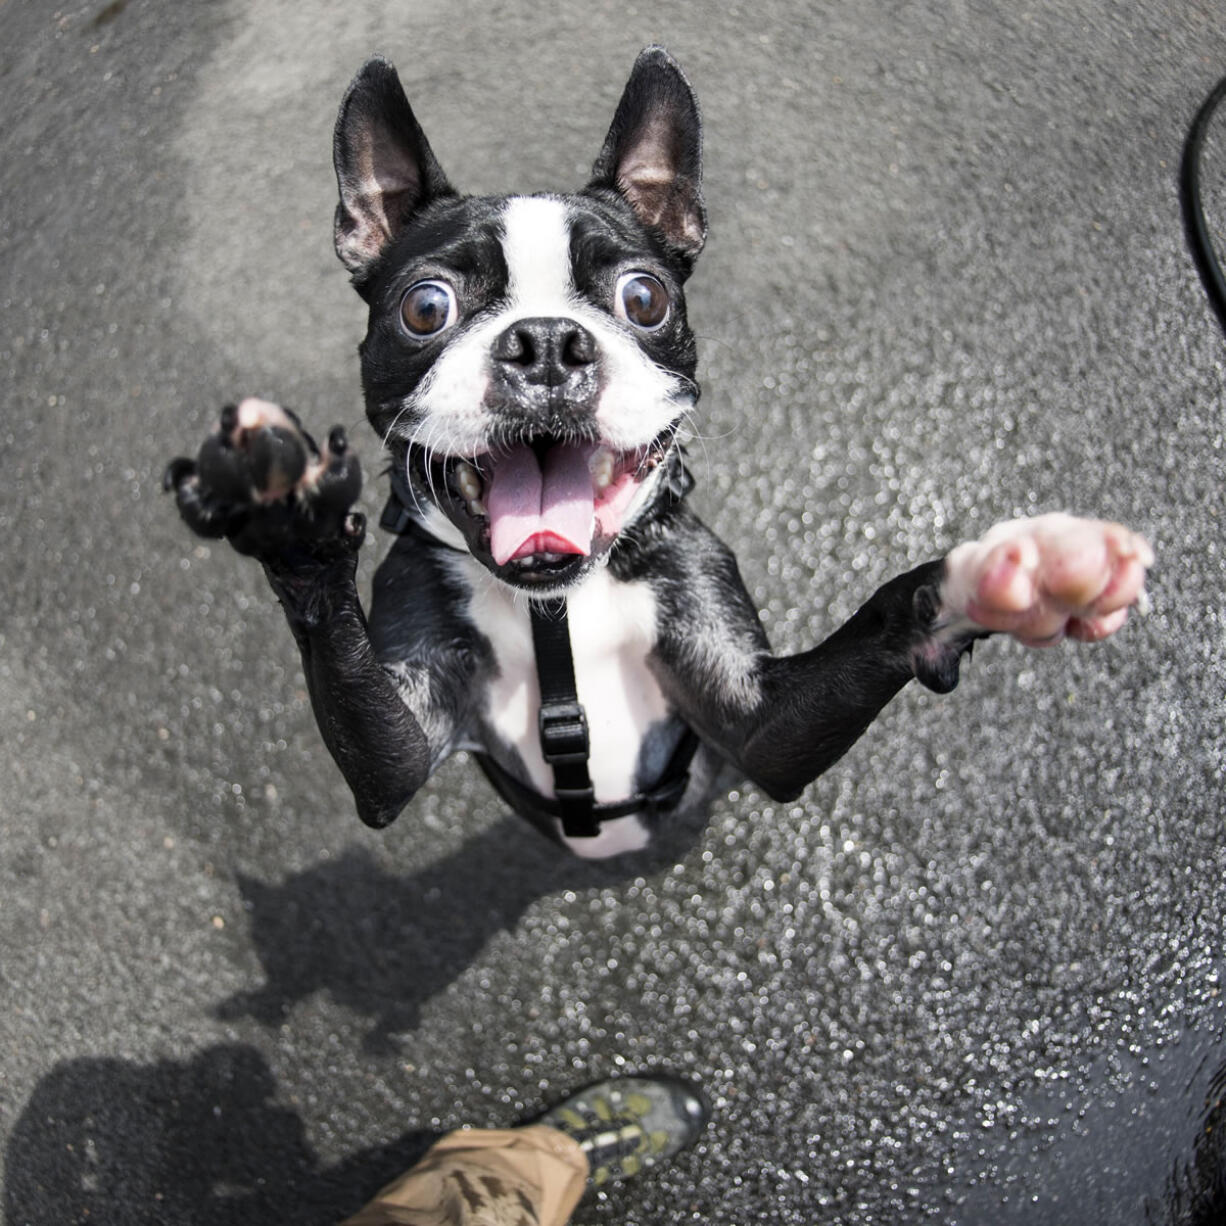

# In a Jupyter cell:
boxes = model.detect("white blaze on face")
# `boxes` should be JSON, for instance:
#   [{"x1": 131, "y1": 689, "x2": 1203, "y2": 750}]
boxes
[
  {"x1": 499, "y1": 195, "x2": 578, "y2": 315},
  {"x1": 403, "y1": 195, "x2": 692, "y2": 458}
]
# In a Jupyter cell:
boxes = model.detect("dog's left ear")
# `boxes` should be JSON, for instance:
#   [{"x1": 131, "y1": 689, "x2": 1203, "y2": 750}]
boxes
[
  {"x1": 333, "y1": 56, "x2": 456, "y2": 290},
  {"x1": 588, "y1": 46, "x2": 707, "y2": 267}
]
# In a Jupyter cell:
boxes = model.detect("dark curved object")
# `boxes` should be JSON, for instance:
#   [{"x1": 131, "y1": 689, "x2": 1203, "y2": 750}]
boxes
[{"x1": 1180, "y1": 72, "x2": 1226, "y2": 336}]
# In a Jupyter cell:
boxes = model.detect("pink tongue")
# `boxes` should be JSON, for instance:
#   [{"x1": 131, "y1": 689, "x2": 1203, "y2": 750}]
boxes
[{"x1": 486, "y1": 443, "x2": 597, "y2": 565}]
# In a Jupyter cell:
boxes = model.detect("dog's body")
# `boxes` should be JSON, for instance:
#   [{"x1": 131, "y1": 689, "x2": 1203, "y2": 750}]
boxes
[{"x1": 166, "y1": 49, "x2": 1152, "y2": 859}]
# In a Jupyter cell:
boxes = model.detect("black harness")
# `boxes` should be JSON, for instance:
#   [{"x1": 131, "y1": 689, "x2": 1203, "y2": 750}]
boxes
[{"x1": 379, "y1": 473, "x2": 699, "y2": 839}]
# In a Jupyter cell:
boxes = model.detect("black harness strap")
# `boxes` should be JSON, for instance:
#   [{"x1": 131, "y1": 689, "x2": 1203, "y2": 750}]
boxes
[{"x1": 529, "y1": 597, "x2": 599, "y2": 838}]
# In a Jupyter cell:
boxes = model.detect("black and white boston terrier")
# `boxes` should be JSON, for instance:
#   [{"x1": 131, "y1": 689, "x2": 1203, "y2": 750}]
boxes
[{"x1": 165, "y1": 48, "x2": 1152, "y2": 859}]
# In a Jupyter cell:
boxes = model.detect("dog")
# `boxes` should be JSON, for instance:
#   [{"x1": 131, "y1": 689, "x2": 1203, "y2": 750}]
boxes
[{"x1": 165, "y1": 48, "x2": 1152, "y2": 859}]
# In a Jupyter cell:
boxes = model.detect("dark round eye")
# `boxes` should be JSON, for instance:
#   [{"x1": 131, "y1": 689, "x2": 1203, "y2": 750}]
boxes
[
  {"x1": 400, "y1": 280, "x2": 457, "y2": 337},
  {"x1": 616, "y1": 272, "x2": 670, "y2": 330}
]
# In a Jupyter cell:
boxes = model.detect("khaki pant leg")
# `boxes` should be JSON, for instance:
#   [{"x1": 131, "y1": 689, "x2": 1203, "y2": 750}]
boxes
[{"x1": 341, "y1": 1125, "x2": 589, "y2": 1226}]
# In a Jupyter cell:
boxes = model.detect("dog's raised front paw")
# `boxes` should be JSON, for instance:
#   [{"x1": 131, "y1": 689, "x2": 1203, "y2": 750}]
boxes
[
  {"x1": 164, "y1": 398, "x2": 363, "y2": 559},
  {"x1": 939, "y1": 512, "x2": 1153, "y2": 647}
]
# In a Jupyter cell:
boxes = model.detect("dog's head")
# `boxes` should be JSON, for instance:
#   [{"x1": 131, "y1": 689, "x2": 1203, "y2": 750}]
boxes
[{"x1": 333, "y1": 47, "x2": 706, "y2": 590}]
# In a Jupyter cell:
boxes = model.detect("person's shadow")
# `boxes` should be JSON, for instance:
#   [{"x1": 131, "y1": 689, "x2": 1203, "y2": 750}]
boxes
[
  {"x1": 9, "y1": 800, "x2": 1226, "y2": 1224},
  {"x1": 10, "y1": 1042, "x2": 1226, "y2": 1226},
  {"x1": 3, "y1": 1043, "x2": 438, "y2": 1226},
  {"x1": 4, "y1": 810, "x2": 712, "y2": 1224},
  {"x1": 216, "y1": 809, "x2": 710, "y2": 1050}
]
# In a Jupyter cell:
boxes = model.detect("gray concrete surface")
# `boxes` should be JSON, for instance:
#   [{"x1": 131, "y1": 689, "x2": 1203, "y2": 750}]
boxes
[{"x1": 3, "y1": 2, "x2": 1226, "y2": 1222}]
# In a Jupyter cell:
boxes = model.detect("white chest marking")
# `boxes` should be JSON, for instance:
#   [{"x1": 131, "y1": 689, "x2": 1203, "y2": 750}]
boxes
[{"x1": 454, "y1": 559, "x2": 669, "y2": 805}]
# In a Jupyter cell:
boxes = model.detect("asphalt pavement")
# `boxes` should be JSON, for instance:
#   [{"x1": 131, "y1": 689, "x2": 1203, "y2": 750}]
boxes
[{"x1": 3, "y1": 2, "x2": 1226, "y2": 1223}]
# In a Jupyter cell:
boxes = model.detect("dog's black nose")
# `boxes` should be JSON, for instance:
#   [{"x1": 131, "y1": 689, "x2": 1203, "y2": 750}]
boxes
[{"x1": 492, "y1": 317, "x2": 597, "y2": 385}]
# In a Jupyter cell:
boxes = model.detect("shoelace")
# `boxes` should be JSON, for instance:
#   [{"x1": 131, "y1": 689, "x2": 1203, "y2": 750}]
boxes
[{"x1": 550, "y1": 1105, "x2": 670, "y2": 1183}]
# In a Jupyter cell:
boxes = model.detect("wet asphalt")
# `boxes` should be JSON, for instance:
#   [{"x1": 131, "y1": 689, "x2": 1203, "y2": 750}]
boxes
[{"x1": 3, "y1": 2, "x2": 1226, "y2": 1223}]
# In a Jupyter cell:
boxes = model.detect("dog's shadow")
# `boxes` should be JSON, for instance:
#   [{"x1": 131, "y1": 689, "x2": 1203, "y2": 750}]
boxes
[{"x1": 220, "y1": 808, "x2": 708, "y2": 1050}]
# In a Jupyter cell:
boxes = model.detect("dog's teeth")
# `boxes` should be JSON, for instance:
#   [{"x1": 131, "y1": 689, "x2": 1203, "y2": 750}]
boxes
[
  {"x1": 455, "y1": 461, "x2": 483, "y2": 501},
  {"x1": 469, "y1": 497, "x2": 487, "y2": 518},
  {"x1": 590, "y1": 447, "x2": 615, "y2": 491}
]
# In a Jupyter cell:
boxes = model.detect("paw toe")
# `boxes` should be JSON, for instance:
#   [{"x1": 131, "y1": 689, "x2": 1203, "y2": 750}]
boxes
[
  {"x1": 1089, "y1": 552, "x2": 1149, "y2": 616},
  {"x1": 197, "y1": 430, "x2": 260, "y2": 503},
  {"x1": 1067, "y1": 607, "x2": 1131, "y2": 642},
  {"x1": 234, "y1": 396, "x2": 300, "y2": 436},
  {"x1": 975, "y1": 539, "x2": 1039, "y2": 614},
  {"x1": 1037, "y1": 533, "x2": 1111, "y2": 610}
]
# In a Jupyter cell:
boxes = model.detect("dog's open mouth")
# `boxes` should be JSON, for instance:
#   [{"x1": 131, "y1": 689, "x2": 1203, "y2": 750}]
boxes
[{"x1": 417, "y1": 433, "x2": 669, "y2": 578}]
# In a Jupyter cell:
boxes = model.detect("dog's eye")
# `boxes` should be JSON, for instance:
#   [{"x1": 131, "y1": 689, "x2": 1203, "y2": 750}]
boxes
[
  {"x1": 615, "y1": 272, "x2": 670, "y2": 331},
  {"x1": 400, "y1": 281, "x2": 457, "y2": 338}
]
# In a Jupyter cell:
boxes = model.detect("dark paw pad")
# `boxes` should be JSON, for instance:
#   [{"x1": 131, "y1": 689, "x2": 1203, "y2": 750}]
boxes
[{"x1": 164, "y1": 398, "x2": 363, "y2": 561}]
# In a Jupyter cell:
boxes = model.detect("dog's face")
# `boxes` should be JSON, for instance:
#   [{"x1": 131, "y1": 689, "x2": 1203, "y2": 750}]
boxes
[{"x1": 333, "y1": 49, "x2": 706, "y2": 590}]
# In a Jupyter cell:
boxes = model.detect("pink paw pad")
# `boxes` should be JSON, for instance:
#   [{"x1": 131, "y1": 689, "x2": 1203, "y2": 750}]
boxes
[{"x1": 943, "y1": 513, "x2": 1153, "y2": 647}]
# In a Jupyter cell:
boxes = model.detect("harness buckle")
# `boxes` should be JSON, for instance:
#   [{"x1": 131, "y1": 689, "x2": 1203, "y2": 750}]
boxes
[{"x1": 538, "y1": 701, "x2": 590, "y2": 766}]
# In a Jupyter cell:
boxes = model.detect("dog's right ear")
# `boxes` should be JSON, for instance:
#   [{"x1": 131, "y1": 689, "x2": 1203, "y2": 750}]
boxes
[
  {"x1": 588, "y1": 47, "x2": 706, "y2": 269},
  {"x1": 333, "y1": 57, "x2": 455, "y2": 290}
]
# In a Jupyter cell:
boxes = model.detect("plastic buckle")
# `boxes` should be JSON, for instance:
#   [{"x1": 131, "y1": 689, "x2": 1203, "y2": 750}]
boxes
[{"x1": 538, "y1": 701, "x2": 590, "y2": 765}]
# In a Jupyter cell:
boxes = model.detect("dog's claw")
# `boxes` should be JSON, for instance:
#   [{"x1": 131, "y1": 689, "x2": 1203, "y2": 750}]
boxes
[
  {"x1": 219, "y1": 402, "x2": 240, "y2": 438},
  {"x1": 162, "y1": 456, "x2": 196, "y2": 493}
]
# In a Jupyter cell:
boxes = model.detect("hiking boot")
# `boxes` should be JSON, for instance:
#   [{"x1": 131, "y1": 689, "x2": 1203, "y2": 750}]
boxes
[{"x1": 539, "y1": 1074, "x2": 708, "y2": 1186}]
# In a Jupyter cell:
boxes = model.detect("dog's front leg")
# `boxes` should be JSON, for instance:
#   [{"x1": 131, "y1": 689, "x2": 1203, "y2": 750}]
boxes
[
  {"x1": 165, "y1": 398, "x2": 431, "y2": 828},
  {"x1": 665, "y1": 557, "x2": 959, "y2": 801},
  {"x1": 653, "y1": 512, "x2": 1151, "y2": 802},
  {"x1": 268, "y1": 559, "x2": 431, "y2": 829}
]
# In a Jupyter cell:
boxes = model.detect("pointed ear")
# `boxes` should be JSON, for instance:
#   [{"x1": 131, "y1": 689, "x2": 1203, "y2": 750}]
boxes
[
  {"x1": 588, "y1": 46, "x2": 707, "y2": 264},
  {"x1": 333, "y1": 57, "x2": 455, "y2": 286}
]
